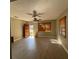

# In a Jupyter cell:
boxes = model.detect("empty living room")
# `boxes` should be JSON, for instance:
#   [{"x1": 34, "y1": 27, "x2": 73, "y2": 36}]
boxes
[{"x1": 10, "y1": 0, "x2": 68, "y2": 59}]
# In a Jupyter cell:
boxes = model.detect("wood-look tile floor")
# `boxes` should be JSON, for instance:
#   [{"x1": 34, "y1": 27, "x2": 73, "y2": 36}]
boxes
[{"x1": 12, "y1": 36, "x2": 68, "y2": 59}]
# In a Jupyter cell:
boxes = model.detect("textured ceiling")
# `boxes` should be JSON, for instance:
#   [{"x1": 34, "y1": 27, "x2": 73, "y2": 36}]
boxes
[{"x1": 10, "y1": 0, "x2": 68, "y2": 21}]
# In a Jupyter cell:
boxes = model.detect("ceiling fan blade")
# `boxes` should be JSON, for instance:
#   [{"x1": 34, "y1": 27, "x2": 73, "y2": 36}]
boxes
[
  {"x1": 26, "y1": 13, "x2": 32, "y2": 15},
  {"x1": 37, "y1": 15, "x2": 41, "y2": 17},
  {"x1": 38, "y1": 13, "x2": 44, "y2": 15},
  {"x1": 39, "y1": 19, "x2": 42, "y2": 20}
]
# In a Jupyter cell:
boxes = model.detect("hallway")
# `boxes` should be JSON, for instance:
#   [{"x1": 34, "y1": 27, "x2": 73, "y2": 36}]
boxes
[{"x1": 12, "y1": 36, "x2": 67, "y2": 59}]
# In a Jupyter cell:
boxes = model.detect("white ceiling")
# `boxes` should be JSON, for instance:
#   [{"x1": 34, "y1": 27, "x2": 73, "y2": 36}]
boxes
[{"x1": 10, "y1": 0, "x2": 68, "y2": 21}]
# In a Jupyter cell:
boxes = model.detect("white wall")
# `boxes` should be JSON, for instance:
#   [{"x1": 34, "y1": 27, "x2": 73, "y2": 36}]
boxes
[
  {"x1": 10, "y1": 18, "x2": 26, "y2": 41},
  {"x1": 57, "y1": 9, "x2": 68, "y2": 51}
]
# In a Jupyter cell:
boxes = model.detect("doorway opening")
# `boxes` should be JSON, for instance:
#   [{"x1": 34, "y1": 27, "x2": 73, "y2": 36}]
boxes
[{"x1": 29, "y1": 24, "x2": 34, "y2": 36}]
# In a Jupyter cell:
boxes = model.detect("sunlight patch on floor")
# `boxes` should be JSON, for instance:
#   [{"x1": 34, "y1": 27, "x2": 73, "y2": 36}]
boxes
[
  {"x1": 29, "y1": 36, "x2": 35, "y2": 39},
  {"x1": 25, "y1": 36, "x2": 36, "y2": 50},
  {"x1": 50, "y1": 39, "x2": 62, "y2": 45}
]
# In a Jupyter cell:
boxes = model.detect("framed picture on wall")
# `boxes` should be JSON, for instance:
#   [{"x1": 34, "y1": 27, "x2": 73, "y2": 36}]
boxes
[
  {"x1": 59, "y1": 16, "x2": 66, "y2": 37},
  {"x1": 38, "y1": 22, "x2": 51, "y2": 32}
]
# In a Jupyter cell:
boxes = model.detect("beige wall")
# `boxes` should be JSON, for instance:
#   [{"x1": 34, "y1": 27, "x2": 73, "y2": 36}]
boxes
[
  {"x1": 10, "y1": 17, "x2": 26, "y2": 41},
  {"x1": 57, "y1": 9, "x2": 68, "y2": 51}
]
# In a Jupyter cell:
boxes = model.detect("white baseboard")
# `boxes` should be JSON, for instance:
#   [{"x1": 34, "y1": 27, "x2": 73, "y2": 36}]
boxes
[
  {"x1": 61, "y1": 44, "x2": 68, "y2": 53},
  {"x1": 14, "y1": 38, "x2": 21, "y2": 42}
]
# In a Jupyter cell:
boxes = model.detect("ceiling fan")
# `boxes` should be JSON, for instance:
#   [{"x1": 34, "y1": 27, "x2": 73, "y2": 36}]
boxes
[
  {"x1": 33, "y1": 18, "x2": 42, "y2": 22},
  {"x1": 26, "y1": 10, "x2": 44, "y2": 21},
  {"x1": 27, "y1": 10, "x2": 44, "y2": 17}
]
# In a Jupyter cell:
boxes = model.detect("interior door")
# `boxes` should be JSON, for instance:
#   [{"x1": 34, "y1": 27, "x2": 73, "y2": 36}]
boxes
[{"x1": 23, "y1": 24, "x2": 30, "y2": 38}]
